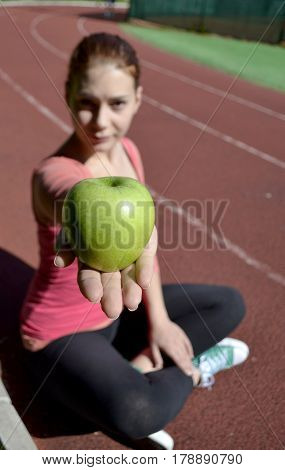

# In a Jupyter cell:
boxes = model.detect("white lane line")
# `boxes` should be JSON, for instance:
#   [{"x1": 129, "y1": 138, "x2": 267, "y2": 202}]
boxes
[
  {"x1": 140, "y1": 59, "x2": 285, "y2": 122},
  {"x1": 77, "y1": 17, "x2": 88, "y2": 38},
  {"x1": 79, "y1": 18, "x2": 285, "y2": 122},
  {"x1": 143, "y1": 95, "x2": 285, "y2": 170},
  {"x1": 0, "y1": 67, "x2": 72, "y2": 134},
  {"x1": 1, "y1": 68, "x2": 284, "y2": 288},
  {"x1": 151, "y1": 191, "x2": 285, "y2": 288},
  {"x1": 30, "y1": 14, "x2": 68, "y2": 61}
]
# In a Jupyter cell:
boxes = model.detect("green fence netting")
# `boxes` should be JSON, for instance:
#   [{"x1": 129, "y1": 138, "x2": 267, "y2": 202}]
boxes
[{"x1": 128, "y1": 0, "x2": 285, "y2": 43}]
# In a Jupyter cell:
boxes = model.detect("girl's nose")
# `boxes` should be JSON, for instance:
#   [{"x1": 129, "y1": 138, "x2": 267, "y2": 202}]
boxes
[{"x1": 93, "y1": 104, "x2": 108, "y2": 129}]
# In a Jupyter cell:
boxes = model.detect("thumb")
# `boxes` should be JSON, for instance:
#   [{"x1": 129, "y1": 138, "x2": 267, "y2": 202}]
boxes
[
  {"x1": 150, "y1": 343, "x2": 164, "y2": 370},
  {"x1": 54, "y1": 227, "x2": 75, "y2": 268}
]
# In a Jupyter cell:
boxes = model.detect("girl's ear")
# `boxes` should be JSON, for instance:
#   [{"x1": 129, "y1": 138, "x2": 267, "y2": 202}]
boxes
[{"x1": 134, "y1": 85, "x2": 143, "y2": 113}]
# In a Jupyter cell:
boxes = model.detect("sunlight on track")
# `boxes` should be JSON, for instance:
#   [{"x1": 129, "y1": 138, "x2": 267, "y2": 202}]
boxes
[
  {"x1": 139, "y1": 60, "x2": 285, "y2": 122},
  {"x1": 143, "y1": 95, "x2": 285, "y2": 171},
  {"x1": 0, "y1": 67, "x2": 71, "y2": 133}
]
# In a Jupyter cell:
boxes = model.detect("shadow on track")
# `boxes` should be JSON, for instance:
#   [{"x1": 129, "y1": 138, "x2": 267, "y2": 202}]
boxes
[
  {"x1": 79, "y1": 10, "x2": 129, "y2": 23},
  {"x1": 0, "y1": 249, "x2": 97, "y2": 439}
]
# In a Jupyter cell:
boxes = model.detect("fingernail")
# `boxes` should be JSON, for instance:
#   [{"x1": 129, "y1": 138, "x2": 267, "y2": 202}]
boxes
[
  {"x1": 142, "y1": 282, "x2": 150, "y2": 290},
  {"x1": 54, "y1": 256, "x2": 64, "y2": 267},
  {"x1": 186, "y1": 370, "x2": 192, "y2": 376},
  {"x1": 128, "y1": 304, "x2": 139, "y2": 311}
]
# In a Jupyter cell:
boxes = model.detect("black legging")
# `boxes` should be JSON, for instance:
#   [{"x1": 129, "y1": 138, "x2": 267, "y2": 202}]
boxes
[{"x1": 23, "y1": 283, "x2": 245, "y2": 447}]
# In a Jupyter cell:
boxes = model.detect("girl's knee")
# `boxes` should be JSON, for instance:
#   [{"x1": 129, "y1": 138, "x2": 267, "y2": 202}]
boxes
[
  {"x1": 220, "y1": 286, "x2": 246, "y2": 326},
  {"x1": 107, "y1": 392, "x2": 164, "y2": 440}
]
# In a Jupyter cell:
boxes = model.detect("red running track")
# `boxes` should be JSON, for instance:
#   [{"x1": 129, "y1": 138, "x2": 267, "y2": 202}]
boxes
[{"x1": 0, "y1": 4, "x2": 284, "y2": 450}]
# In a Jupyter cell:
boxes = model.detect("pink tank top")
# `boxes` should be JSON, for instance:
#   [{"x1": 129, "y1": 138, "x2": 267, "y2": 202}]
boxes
[{"x1": 20, "y1": 137, "x2": 159, "y2": 351}]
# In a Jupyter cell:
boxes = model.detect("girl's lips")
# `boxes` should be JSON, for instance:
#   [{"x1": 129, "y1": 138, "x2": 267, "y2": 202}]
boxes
[{"x1": 90, "y1": 135, "x2": 110, "y2": 143}]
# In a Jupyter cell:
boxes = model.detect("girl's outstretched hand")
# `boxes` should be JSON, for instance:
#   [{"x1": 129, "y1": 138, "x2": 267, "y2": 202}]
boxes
[{"x1": 54, "y1": 226, "x2": 158, "y2": 319}]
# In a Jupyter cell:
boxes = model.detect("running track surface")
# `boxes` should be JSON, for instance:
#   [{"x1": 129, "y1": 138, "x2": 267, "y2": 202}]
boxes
[{"x1": 0, "y1": 5, "x2": 284, "y2": 450}]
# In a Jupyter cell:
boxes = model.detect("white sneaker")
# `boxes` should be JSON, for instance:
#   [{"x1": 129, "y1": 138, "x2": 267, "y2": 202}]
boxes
[
  {"x1": 147, "y1": 429, "x2": 174, "y2": 450},
  {"x1": 128, "y1": 429, "x2": 174, "y2": 450},
  {"x1": 192, "y1": 337, "x2": 249, "y2": 390},
  {"x1": 218, "y1": 338, "x2": 249, "y2": 365}
]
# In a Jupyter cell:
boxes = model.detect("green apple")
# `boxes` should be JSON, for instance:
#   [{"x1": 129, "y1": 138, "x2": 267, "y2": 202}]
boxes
[{"x1": 62, "y1": 177, "x2": 155, "y2": 272}]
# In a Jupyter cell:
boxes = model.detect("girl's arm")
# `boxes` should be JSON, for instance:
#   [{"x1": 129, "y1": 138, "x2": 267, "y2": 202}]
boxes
[
  {"x1": 142, "y1": 268, "x2": 169, "y2": 328},
  {"x1": 32, "y1": 157, "x2": 91, "y2": 226},
  {"x1": 142, "y1": 261, "x2": 194, "y2": 376}
]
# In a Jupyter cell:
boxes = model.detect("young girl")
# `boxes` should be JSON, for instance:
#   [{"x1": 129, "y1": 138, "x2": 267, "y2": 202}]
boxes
[{"x1": 20, "y1": 33, "x2": 249, "y2": 450}]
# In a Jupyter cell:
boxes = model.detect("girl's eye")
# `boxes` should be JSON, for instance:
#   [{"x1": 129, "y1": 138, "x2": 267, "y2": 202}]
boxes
[
  {"x1": 78, "y1": 99, "x2": 94, "y2": 109},
  {"x1": 111, "y1": 101, "x2": 126, "y2": 109},
  {"x1": 77, "y1": 99, "x2": 126, "y2": 110}
]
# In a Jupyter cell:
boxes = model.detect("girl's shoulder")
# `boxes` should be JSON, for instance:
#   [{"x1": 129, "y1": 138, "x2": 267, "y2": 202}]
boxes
[
  {"x1": 33, "y1": 155, "x2": 90, "y2": 198},
  {"x1": 122, "y1": 137, "x2": 142, "y2": 164},
  {"x1": 32, "y1": 155, "x2": 91, "y2": 226},
  {"x1": 35, "y1": 155, "x2": 87, "y2": 177},
  {"x1": 122, "y1": 137, "x2": 145, "y2": 183}
]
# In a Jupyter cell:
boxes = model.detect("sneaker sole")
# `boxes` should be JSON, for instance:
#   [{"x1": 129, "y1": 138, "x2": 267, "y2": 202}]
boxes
[
  {"x1": 147, "y1": 430, "x2": 174, "y2": 450},
  {"x1": 114, "y1": 430, "x2": 174, "y2": 450}
]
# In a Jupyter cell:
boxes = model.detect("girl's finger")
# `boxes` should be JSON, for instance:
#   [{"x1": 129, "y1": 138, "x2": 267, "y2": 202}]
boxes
[
  {"x1": 171, "y1": 346, "x2": 193, "y2": 377},
  {"x1": 150, "y1": 343, "x2": 164, "y2": 370},
  {"x1": 54, "y1": 250, "x2": 75, "y2": 268},
  {"x1": 77, "y1": 261, "x2": 103, "y2": 303},
  {"x1": 100, "y1": 271, "x2": 123, "y2": 319},
  {"x1": 121, "y1": 264, "x2": 142, "y2": 311},
  {"x1": 183, "y1": 336, "x2": 194, "y2": 360},
  {"x1": 180, "y1": 338, "x2": 194, "y2": 372},
  {"x1": 54, "y1": 227, "x2": 75, "y2": 267},
  {"x1": 135, "y1": 225, "x2": 158, "y2": 289}
]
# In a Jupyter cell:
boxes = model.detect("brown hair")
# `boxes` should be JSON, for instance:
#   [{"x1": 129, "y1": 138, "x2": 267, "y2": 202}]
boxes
[{"x1": 65, "y1": 32, "x2": 141, "y2": 105}]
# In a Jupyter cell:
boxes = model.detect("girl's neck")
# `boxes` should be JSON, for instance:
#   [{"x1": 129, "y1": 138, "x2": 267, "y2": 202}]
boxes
[{"x1": 54, "y1": 133, "x2": 121, "y2": 167}]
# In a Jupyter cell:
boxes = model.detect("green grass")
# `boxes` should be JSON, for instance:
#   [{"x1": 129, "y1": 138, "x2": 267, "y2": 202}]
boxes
[{"x1": 120, "y1": 22, "x2": 285, "y2": 93}]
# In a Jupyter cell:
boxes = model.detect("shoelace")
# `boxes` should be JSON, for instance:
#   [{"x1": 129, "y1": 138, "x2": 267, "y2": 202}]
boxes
[
  {"x1": 197, "y1": 347, "x2": 229, "y2": 390},
  {"x1": 201, "y1": 348, "x2": 228, "y2": 374},
  {"x1": 198, "y1": 373, "x2": 215, "y2": 390}
]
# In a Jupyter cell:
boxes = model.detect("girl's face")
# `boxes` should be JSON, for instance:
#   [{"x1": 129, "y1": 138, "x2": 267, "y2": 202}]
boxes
[{"x1": 70, "y1": 62, "x2": 142, "y2": 154}]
